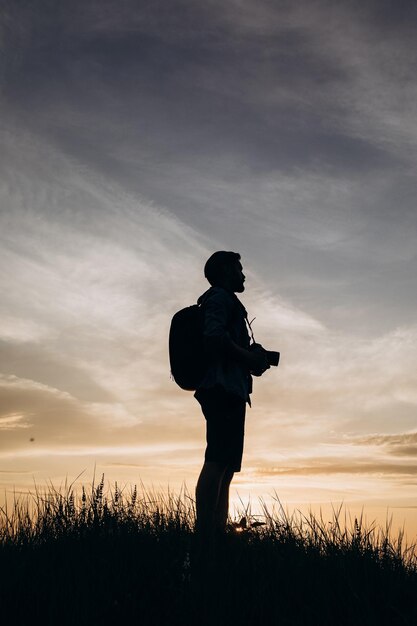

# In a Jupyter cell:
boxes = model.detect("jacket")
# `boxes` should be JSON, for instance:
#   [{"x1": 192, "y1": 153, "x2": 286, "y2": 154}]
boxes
[{"x1": 195, "y1": 286, "x2": 252, "y2": 403}]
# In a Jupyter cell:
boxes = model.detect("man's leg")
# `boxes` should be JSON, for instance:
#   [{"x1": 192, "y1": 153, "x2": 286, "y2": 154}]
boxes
[
  {"x1": 195, "y1": 461, "x2": 227, "y2": 538},
  {"x1": 215, "y1": 467, "x2": 234, "y2": 531},
  {"x1": 194, "y1": 387, "x2": 244, "y2": 539}
]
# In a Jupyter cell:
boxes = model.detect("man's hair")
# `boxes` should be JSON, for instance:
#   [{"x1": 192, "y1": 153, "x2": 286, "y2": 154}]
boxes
[{"x1": 204, "y1": 251, "x2": 241, "y2": 286}]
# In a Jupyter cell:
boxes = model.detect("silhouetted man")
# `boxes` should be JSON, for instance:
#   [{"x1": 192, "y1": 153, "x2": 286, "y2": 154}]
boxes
[{"x1": 194, "y1": 251, "x2": 270, "y2": 546}]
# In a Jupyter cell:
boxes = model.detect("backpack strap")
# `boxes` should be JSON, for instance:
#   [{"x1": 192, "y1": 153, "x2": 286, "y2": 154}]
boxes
[{"x1": 245, "y1": 315, "x2": 256, "y2": 344}]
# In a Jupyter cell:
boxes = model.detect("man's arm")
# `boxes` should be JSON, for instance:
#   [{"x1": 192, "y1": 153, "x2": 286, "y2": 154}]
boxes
[
  {"x1": 202, "y1": 291, "x2": 268, "y2": 372},
  {"x1": 224, "y1": 339, "x2": 269, "y2": 372}
]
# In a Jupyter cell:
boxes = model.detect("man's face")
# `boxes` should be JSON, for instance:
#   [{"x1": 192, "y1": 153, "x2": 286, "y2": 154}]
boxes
[{"x1": 225, "y1": 260, "x2": 245, "y2": 293}]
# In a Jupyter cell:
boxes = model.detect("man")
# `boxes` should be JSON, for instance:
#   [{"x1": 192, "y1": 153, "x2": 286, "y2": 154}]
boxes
[{"x1": 194, "y1": 251, "x2": 271, "y2": 543}]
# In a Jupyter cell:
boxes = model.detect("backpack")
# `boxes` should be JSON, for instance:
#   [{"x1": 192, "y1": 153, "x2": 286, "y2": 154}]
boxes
[{"x1": 169, "y1": 304, "x2": 207, "y2": 391}]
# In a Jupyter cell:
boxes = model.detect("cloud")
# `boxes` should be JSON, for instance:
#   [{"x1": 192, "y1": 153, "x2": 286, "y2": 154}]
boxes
[
  {"x1": 3, "y1": 0, "x2": 416, "y2": 329},
  {"x1": 0, "y1": 125, "x2": 217, "y2": 459},
  {"x1": 357, "y1": 432, "x2": 417, "y2": 458},
  {"x1": 2, "y1": 0, "x2": 408, "y2": 176},
  {"x1": 0, "y1": 374, "x2": 98, "y2": 450},
  {"x1": 254, "y1": 460, "x2": 417, "y2": 477},
  {"x1": 0, "y1": 339, "x2": 115, "y2": 403},
  {"x1": 362, "y1": 433, "x2": 417, "y2": 446},
  {"x1": 0, "y1": 371, "x2": 203, "y2": 456}
]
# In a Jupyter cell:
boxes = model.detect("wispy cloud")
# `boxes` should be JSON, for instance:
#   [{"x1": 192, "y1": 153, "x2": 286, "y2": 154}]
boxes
[
  {"x1": 254, "y1": 461, "x2": 417, "y2": 477},
  {"x1": 357, "y1": 431, "x2": 417, "y2": 458}
]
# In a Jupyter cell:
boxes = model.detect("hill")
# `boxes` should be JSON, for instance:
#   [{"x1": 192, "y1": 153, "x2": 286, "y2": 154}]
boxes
[{"x1": 1, "y1": 477, "x2": 416, "y2": 626}]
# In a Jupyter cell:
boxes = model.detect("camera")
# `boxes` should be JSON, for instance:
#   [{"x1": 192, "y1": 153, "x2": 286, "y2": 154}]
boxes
[
  {"x1": 249, "y1": 343, "x2": 280, "y2": 375},
  {"x1": 265, "y1": 349, "x2": 280, "y2": 367}
]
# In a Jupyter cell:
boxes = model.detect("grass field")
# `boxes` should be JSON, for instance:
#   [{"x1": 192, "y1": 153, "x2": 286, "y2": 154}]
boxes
[{"x1": 1, "y1": 476, "x2": 417, "y2": 626}]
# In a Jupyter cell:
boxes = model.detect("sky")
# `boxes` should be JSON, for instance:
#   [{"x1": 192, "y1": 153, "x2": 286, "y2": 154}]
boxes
[{"x1": 1, "y1": 0, "x2": 417, "y2": 535}]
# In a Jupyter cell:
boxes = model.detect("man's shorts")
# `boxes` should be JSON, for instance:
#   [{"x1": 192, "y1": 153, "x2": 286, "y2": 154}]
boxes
[{"x1": 195, "y1": 385, "x2": 246, "y2": 473}]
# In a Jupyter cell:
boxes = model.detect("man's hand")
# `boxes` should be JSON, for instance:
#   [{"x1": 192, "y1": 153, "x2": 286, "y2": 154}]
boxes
[
  {"x1": 248, "y1": 344, "x2": 270, "y2": 376},
  {"x1": 224, "y1": 339, "x2": 270, "y2": 375}
]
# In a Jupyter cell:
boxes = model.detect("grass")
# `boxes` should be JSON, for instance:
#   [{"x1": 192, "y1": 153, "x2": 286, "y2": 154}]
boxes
[{"x1": 1, "y1": 476, "x2": 417, "y2": 626}]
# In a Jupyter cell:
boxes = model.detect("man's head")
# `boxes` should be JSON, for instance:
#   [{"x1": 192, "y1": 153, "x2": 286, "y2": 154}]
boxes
[{"x1": 204, "y1": 251, "x2": 245, "y2": 293}]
